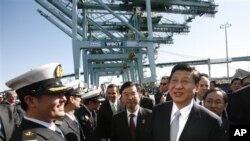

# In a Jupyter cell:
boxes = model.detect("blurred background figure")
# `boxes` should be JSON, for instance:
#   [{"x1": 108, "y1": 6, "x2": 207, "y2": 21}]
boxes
[
  {"x1": 75, "y1": 90, "x2": 105, "y2": 141},
  {"x1": 3, "y1": 90, "x2": 18, "y2": 105},
  {"x1": 194, "y1": 73, "x2": 210, "y2": 106},
  {"x1": 154, "y1": 76, "x2": 171, "y2": 105},
  {"x1": 210, "y1": 80, "x2": 219, "y2": 89},
  {"x1": 229, "y1": 77, "x2": 242, "y2": 94},
  {"x1": 140, "y1": 88, "x2": 154, "y2": 110},
  {"x1": 100, "y1": 84, "x2": 107, "y2": 98}
]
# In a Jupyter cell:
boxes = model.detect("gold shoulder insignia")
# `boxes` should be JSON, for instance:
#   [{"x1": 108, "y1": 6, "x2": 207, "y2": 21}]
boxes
[
  {"x1": 24, "y1": 131, "x2": 33, "y2": 136},
  {"x1": 22, "y1": 129, "x2": 38, "y2": 141},
  {"x1": 55, "y1": 65, "x2": 63, "y2": 78}
]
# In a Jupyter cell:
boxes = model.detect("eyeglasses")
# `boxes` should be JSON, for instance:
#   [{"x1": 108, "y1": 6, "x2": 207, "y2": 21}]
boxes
[
  {"x1": 204, "y1": 100, "x2": 224, "y2": 105},
  {"x1": 160, "y1": 83, "x2": 167, "y2": 85}
]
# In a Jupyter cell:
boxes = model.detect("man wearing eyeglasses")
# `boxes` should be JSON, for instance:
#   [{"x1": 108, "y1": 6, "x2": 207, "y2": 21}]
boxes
[
  {"x1": 154, "y1": 76, "x2": 172, "y2": 105},
  {"x1": 203, "y1": 88, "x2": 229, "y2": 141}
]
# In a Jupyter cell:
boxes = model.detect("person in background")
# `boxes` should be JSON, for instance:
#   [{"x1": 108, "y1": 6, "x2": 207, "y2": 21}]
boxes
[
  {"x1": 57, "y1": 80, "x2": 86, "y2": 141},
  {"x1": 210, "y1": 80, "x2": 219, "y2": 89},
  {"x1": 194, "y1": 73, "x2": 210, "y2": 106},
  {"x1": 154, "y1": 76, "x2": 171, "y2": 105},
  {"x1": 111, "y1": 82, "x2": 152, "y2": 141},
  {"x1": 229, "y1": 77, "x2": 241, "y2": 94},
  {"x1": 75, "y1": 90, "x2": 105, "y2": 141},
  {"x1": 0, "y1": 91, "x2": 24, "y2": 141},
  {"x1": 140, "y1": 88, "x2": 154, "y2": 110},
  {"x1": 96, "y1": 84, "x2": 123, "y2": 141},
  {"x1": 152, "y1": 64, "x2": 224, "y2": 141},
  {"x1": 3, "y1": 90, "x2": 17, "y2": 105},
  {"x1": 203, "y1": 88, "x2": 230, "y2": 140},
  {"x1": 100, "y1": 84, "x2": 107, "y2": 98},
  {"x1": 6, "y1": 62, "x2": 72, "y2": 141}
]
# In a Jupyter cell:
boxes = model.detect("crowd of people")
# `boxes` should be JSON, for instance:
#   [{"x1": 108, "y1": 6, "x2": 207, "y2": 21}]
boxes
[{"x1": 0, "y1": 62, "x2": 249, "y2": 141}]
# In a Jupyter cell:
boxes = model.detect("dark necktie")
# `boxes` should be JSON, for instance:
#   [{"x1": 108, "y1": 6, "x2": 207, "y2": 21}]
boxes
[
  {"x1": 129, "y1": 114, "x2": 136, "y2": 141},
  {"x1": 170, "y1": 110, "x2": 181, "y2": 141}
]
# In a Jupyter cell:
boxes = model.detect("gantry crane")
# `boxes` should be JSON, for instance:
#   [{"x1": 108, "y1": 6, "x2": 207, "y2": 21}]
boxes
[{"x1": 35, "y1": 0, "x2": 217, "y2": 87}]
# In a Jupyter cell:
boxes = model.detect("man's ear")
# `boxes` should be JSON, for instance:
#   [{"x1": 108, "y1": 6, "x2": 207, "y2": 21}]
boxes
[{"x1": 24, "y1": 95, "x2": 37, "y2": 108}]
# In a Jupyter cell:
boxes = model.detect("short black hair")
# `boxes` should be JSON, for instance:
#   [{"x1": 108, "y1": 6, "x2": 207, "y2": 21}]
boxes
[
  {"x1": 120, "y1": 81, "x2": 142, "y2": 94},
  {"x1": 230, "y1": 77, "x2": 241, "y2": 85},
  {"x1": 170, "y1": 64, "x2": 201, "y2": 84},
  {"x1": 107, "y1": 84, "x2": 120, "y2": 93},
  {"x1": 203, "y1": 88, "x2": 228, "y2": 103}
]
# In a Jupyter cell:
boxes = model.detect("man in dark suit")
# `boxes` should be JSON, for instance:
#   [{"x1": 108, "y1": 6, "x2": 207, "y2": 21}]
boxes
[
  {"x1": 203, "y1": 88, "x2": 230, "y2": 141},
  {"x1": 111, "y1": 82, "x2": 152, "y2": 141},
  {"x1": 96, "y1": 84, "x2": 124, "y2": 141},
  {"x1": 6, "y1": 63, "x2": 72, "y2": 141},
  {"x1": 227, "y1": 84, "x2": 250, "y2": 124},
  {"x1": 57, "y1": 80, "x2": 86, "y2": 141},
  {"x1": 75, "y1": 90, "x2": 105, "y2": 141},
  {"x1": 154, "y1": 76, "x2": 172, "y2": 105},
  {"x1": 152, "y1": 64, "x2": 224, "y2": 141}
]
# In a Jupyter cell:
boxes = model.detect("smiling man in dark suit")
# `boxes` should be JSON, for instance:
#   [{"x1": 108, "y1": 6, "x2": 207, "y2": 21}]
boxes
[
  {"x1": 111, "y1": 82, "x2": 152, "y2": 141},
  {"x1": 152, "y1": 64, "x2": 224, "y2": 141},
  {"x1": 96, "y1": 84, "x2": 124, "y2": 141}
]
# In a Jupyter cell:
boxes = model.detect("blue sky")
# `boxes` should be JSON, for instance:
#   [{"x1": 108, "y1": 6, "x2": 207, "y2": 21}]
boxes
[{"x1": 1, "y1": 0, "x2": 250, "y2": 91}]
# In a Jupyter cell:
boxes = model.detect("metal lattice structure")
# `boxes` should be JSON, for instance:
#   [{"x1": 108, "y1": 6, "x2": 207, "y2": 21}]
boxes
[{"x1": 35, "y1": 0, "x2": 217, "y2": 87}]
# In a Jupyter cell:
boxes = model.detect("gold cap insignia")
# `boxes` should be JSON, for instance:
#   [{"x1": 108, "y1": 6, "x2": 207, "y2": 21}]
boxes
[
  {"x1": 24, "y1": 131, "x2": 34, "y2": 136},
  {"x1": 48, "y1": 86, "x2": 67, "y2": 92},
  {"x1": 55, "y1": 65, "x2": 63, "y2": 78}
]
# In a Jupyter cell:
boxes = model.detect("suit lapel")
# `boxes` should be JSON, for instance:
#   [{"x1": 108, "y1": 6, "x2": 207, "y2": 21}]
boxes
[
  {"x1": 121, "y1": 111, "x2": 130, "y2": 141},
  {"x1": 165, "y1": 103, "x2": 172, "y2": 141},
  {"x1": 179, "y1": 103, "x2": 200, "y2": 141},
  {"x1": 64, "y1": 116, "x2": 80, "y2": 134}
]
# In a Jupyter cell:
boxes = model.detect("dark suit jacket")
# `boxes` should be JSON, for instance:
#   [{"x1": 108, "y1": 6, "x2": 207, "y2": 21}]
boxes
[
  {"x1": 0, "y1": 104, "x2": 24, "y2": 141},
  {"x1": 10, "y1": 118, "x2": 66, "y2": 141},
  {"x1": 111, "y1": 107, "x2": 152, "y2": 141},
  {"x1": 154, "y1": 92, "x2": 172, "y2": 105},
  {"x1": 96, "y1": 100, "x2": 123, "y2": 139},
  {"x1": 221, "y1": 118, "x2": 230, "y2": 141},
  {"x1": 59, "y1": 115, "x2": 85, "y2": 141},
  {"x1": 152, "y1": 101, "x2": 224, "y2": 141},
  {"x1": 140, "y1": 97, "x2": 154, "y2": 110},
  {"x1": 227, "y1": 85, "x2": 250, "y2": 124},
  {"x1": 75, "y1": 105, "x2": 99, "y2": 141}
]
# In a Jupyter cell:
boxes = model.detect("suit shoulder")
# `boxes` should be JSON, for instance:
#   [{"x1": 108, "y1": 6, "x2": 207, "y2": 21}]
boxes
[
  {"x1": 141, "y1": 107, "x2": 152, "y2": 114},
  {"x1": 196, "y1": 104, "x2": 221, "y2": 123},
  {"x1": 153, "y1": 101, "x2": 171, "y2": 112}
]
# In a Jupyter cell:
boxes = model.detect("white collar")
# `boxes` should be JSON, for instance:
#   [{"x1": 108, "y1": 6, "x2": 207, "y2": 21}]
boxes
[
  {"x1": 171, "y1": 100, "x2": 193, "y2": 120},
  {"x1": 24, "y1": 116, "x2": 57, "y2": 131},
  {"x1": 126, "y1": 105, "x2": 140, "y2": 118},
  {"x1": 65, "y1": 113, "x2": 77, "y2": 121}
]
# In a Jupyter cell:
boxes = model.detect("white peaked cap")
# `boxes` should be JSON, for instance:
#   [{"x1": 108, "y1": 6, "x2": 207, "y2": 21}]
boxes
[
  {"x1": 82, "y1": 89, "x2": 105, "y2": 102},
  {"x1": 5, "y1": 62, "x2": 71, "y2": 98}
]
